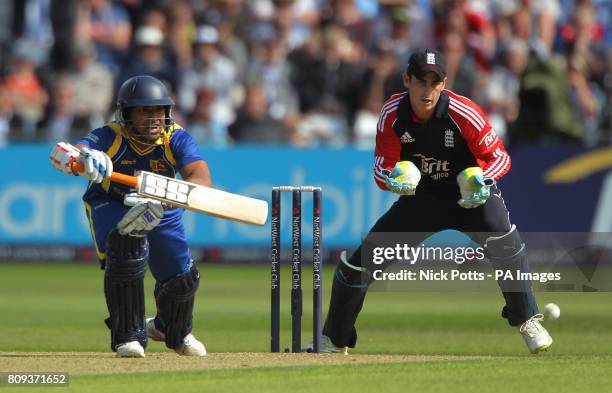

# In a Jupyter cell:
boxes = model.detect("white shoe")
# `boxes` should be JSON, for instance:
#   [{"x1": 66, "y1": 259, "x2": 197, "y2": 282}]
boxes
[
  {"x1": 116, "y1": 341, "x2": 145, "y2": 358},
  {"x1": 145, "y1": 317, "x2": 165, "y2": 342},
  {"x1": 175, "y1": 333, "x2": 207, "y2": 356},
  {"x1": 146, "y1": 317, "x2": 206, "y2": 356},
  {"x1": 303, "y1": 335, "x2": 349, "y2": 354},
  {"x1": 518, "y1": 314, "x2": 553, "y2": 354}
]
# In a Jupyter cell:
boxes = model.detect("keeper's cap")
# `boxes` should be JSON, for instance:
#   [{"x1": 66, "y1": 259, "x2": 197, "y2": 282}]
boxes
[{"x1": 407, "y1": 49, "x2": 446, "y2": 80}]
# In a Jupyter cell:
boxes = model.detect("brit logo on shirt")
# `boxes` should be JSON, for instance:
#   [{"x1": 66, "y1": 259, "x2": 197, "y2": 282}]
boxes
[
  {"x1": 400, "y1": 131, "x2": 415, "y2": 143},
  {"x1": 444, "y1": 129, "x2": 454, "y2": 148}
]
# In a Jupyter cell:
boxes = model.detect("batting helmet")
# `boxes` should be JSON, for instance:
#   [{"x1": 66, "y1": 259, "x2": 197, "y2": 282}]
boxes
[{"x1": 115, "y1": 75, "x2": 175, "y2": 133}]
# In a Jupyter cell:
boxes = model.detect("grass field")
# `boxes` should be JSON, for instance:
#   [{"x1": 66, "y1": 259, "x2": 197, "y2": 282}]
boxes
[{"x1": 1, "y1": 263, "x2": 611, "y2": 392}]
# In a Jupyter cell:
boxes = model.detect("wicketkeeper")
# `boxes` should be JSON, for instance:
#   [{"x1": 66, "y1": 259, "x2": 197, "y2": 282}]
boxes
[
  {"x1": 305, "y1": 49, "x2": 553, "y2": 355},
  {"x1": 50, "y1": 75, "x2": 209, "y2": 357}
]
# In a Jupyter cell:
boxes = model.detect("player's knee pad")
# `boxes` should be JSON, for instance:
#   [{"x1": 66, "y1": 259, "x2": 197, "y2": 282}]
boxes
[
  {"x1": 335, "y1": 250, "x2": 369, "y2": 288},
  {"x1": 155, "y1": 263, "x2": 200, "y2": 349},
  {"x1": 484, "y1": 225, "x2": 531, "y2": 292},
  {"x1": 105, "y1": 229, "x2": 149, "y2": 279},
  {"x1": 103, "y1": 228, "x2": 148, "y2": 350},
  {"x1": 484, "y1": 225, "x2": 525, "y2": 260}
]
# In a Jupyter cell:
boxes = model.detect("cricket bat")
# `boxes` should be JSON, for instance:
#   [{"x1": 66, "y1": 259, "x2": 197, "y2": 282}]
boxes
[{"x1": 71, "y1": 162, "x2": 268, "y2": 225}]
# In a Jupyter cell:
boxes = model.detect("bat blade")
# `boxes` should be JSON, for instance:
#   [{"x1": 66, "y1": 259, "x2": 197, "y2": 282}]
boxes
[{"x1": 136, "y1": 171, "x2": 268, "y2": 225}]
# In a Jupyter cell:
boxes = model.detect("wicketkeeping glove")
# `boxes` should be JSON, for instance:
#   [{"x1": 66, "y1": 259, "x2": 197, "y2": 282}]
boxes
[
  {"x1": 117, "y1": 193, "x2": 164, "y2": 237},
  {"x1": 78, "y1": 147, "x2": 113, "y2": 183},
  {"x1": 384, "y1": 161, "x2": 421, "y2": 196},
  {"x1": 385, "y1": 175, "x2": 417, "y2": 195},
  {"x1": 456, "y1": 167, "x2": 495, "y2": 209}
]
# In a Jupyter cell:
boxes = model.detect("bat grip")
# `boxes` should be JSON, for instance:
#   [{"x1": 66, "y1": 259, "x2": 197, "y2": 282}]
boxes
[{"x1": 70, "y1": 161, "x2": 138, "y2": 188}]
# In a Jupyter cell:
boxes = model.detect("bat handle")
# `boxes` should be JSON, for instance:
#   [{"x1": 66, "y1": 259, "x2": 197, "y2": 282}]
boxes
[
  {"x1": 70, "y1": 161, "x2": 138, "y2": 188},
  {"x1": 71, "y1": 161, "x2": 84, "y2": 174}
]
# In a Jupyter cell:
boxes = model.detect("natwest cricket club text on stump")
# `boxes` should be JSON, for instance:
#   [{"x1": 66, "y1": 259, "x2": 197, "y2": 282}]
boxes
[{"x1": 271, "y1": 186, "x2": 323, "y2": 353}]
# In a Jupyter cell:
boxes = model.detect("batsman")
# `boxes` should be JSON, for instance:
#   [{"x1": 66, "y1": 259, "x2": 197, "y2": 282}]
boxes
[
  {"x1": 307, "y1": 49, "x2": 554, "y2": 355},
  {"x1": 50, "y1": 75, "x2": 208, "y2": 357}
]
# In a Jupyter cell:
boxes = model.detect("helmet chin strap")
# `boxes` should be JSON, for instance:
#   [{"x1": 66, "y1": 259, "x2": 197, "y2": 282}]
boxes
[
  {"x1": 121, "y1": 116, "x2": 173, "y2": 147},
  {"x1": 124, "y1": 124, "x2": 163, "y2": 146}
]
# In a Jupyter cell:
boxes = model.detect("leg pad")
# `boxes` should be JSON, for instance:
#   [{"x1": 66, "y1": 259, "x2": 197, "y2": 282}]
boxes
[
  {"x1": 104, "y1": 229, "x2": 148, "y2": 350},
  {"x1": 155, "y1": 264, "x2": 200, "y2": 349},
  {"x1": 485, "y1": 226, "x2": 538, "y2": 325}
]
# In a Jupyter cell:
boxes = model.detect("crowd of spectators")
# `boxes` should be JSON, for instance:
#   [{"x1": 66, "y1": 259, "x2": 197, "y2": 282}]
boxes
[{"x1": 0, "y1": 0, "x2": 610, "y2": 147}]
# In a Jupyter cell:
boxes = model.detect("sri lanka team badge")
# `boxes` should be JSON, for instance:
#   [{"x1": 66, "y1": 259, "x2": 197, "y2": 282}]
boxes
[{"x1": 150, "y1": 159, "x2": 167, "y2": 173}]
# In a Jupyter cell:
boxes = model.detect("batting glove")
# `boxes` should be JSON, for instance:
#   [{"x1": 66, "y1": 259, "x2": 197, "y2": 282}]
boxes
[
  {"x1": 78, "y1": 147, "x2": 113, "y2": 183},
  {"x1": 50, "y1": 142, "x2": 80, "y2": 175},
  {"x1": 117, "y1": 195, "x2": 164, "y2": 237},
  {"x1": 457, "y1": 167, "x2": 494, "y2": 209},
  {"x1": 124, "y1": 192, "x2": 171, "y2": 210}
]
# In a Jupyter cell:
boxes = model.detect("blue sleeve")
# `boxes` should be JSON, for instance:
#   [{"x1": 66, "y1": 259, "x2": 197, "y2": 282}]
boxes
[
  {"x1": 75, "y1": 126, "x2": 116, "y2": 152},
  {"x1": 171, "y1": 129, "x2": 203, "y2": 170}
]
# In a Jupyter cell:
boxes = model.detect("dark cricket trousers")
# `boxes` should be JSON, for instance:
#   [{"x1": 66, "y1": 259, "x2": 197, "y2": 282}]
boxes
[{"x1": 324, "y1": 186, "x2": 538, "y2": 348}]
